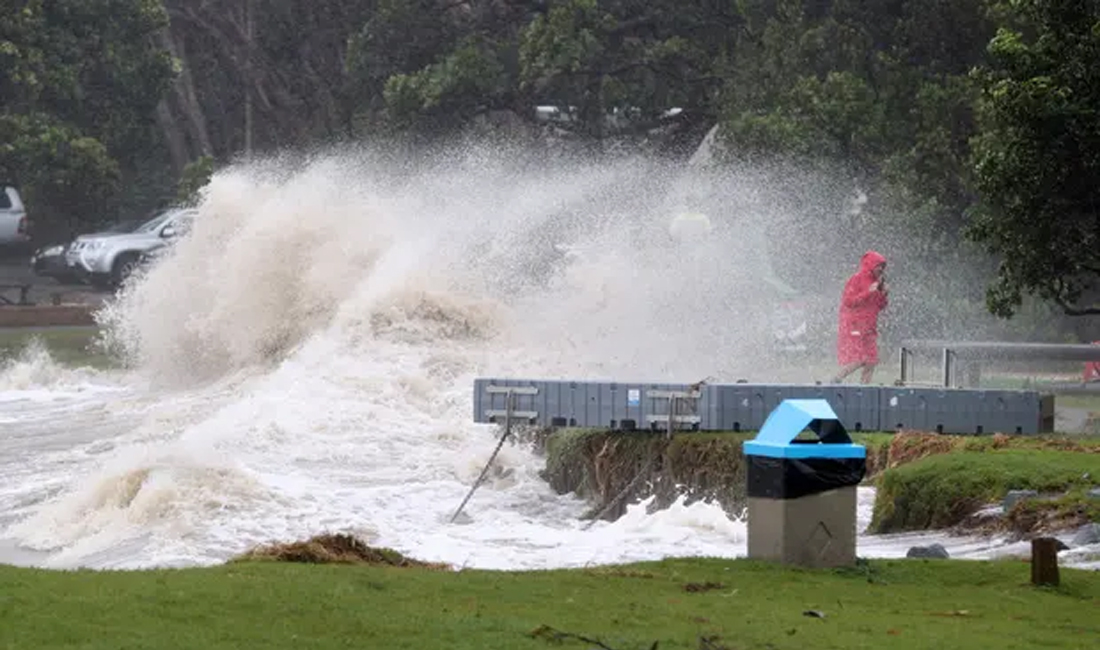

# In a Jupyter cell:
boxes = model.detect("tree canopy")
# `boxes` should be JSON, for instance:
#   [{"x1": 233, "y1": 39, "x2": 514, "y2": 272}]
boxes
[
  {"x1": 967, "y1": 0, "x2": 1100, "y2": 317},
  {"x1": 0, "y1": 0, "x2": 176, "y2": 236},
  {"x1": 1, "y1": 0, "x2": 1097, "y2": 327}
]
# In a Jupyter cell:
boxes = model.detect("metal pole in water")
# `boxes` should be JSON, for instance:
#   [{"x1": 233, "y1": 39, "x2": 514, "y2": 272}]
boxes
[
  {"x1": 667, "y1": 394, "x2": 675, "y2": 439},
  {"x1": 450, "y1": 389, "x2": 515, "y2": 523}
]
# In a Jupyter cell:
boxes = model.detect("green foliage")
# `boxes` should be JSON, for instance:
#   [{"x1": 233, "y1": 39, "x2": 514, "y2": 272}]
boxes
[
  {"x1": 1, "y1": 0, "x2": 1096, "y2": 326},
  {"x1": 520, "y1": 0, "x2": 609, "y2": 83},
  {"x1": 0, "y1": 0, "x2": 173, "y2": 156},
  {"x1": 0, "y1": 112, "x2": 121, "y2": 230},
  {"x1": 176, "y1": 155, "x2": 216, "y2": 206},
  {"x1": 383, "y1": 36, "x2": 508, "y2": 130},
  {"x1": 870, "y1": 448, "x2": 1100, "y2": 533},
  {"x1": 720, "y1": 1, "x2": 992, "y2": 204},
  {"x1": 0, "y1": 0, "x2": 176, "y2": 235},
  {"x1": 347, "y1": 0, "x2": 746, "y2": 139},
  {"x1": 516, "y1": 0, "x2": 741, "y2": 136},
  {"x1": 345, "y1": 0, "x2": 465, "y2": 120},
  {"x1": 967, "y1": 0, "x2": 1100, "y2": 317},
  {"x1": 2, "y1": 557, "x2": 1099, "y2": 649}
]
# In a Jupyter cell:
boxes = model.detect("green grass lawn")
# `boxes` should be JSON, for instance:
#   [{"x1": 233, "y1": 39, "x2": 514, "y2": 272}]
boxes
[
  {"x1": 0, "y1": 326, "x2": 116, "y2": 369},
  {"x1": 0, "y1": 557, "x2": 1097, "y2": 650}
]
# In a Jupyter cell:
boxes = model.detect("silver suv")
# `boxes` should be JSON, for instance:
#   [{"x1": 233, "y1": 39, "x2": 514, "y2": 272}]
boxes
[
  {"x1": 66, "y1": 208, "x2": 196, "y2": 287},
  {"x1": 0, "y1": 185, "x2": 30, "y2": 246}
]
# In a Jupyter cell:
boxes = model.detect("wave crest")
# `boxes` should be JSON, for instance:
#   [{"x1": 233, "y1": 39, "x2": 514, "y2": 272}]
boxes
[{"x1": 368, "y1": 289, "x2": 502, "y2": 344}]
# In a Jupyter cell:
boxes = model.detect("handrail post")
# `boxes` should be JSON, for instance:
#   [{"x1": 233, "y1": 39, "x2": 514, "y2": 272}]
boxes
[
  {"x1": 898, "y1": 346, "x2": 912, "y2": 385},
  {"x1": 941, "y1": 348, "x2": 956, "y2": 388}
]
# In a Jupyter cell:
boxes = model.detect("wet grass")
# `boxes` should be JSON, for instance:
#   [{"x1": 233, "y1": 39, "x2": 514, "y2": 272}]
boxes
[
  {"x1": 0, "y1": 326, "x2": 116, "y2": 369},
  {"x1": 0, "y1": 556, "x2": 1097, "y2": 650},
  {"x1": 870, "y1": 449, "x2": 1100, "y2": 533}
]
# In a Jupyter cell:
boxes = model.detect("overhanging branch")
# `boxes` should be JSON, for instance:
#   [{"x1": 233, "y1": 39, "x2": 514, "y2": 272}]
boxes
[
  {"x1": 1053, "y1": 277, "x2": 1100, "y2": 315},
  {"x1": 1056, "y1": 298, "x2": 1100, "y2": 316}
]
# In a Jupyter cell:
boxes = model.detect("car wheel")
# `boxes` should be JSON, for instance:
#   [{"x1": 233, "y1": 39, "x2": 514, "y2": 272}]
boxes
[{"x1": 112, "y1": 253, "x2": 140, "y2": 286}]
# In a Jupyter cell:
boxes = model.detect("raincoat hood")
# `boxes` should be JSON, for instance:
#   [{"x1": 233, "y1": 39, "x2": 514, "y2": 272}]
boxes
[{"x1": 858, "y1": 250, "x2": 886, "y2": 274}]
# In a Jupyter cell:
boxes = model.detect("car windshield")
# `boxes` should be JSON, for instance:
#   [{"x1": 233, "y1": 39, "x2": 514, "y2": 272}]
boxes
[
  {"x1": 167, "y1": 213, "x2": 194, "y2": 233},
  {"x1": 134, "y1": 211, "x2": 178, "y2": 233},
  {"x1": 103, "y1": 218, "x2": 144, "y2": 233}
]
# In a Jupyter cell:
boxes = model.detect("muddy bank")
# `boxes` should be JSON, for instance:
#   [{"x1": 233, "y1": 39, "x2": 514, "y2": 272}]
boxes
[
  {"x1": 537, "y1": 428, "x2": 896, "y2": 523},
  {"x1": 536, "y1": 428, "x2": 960, "y2": 523},
  {"x1": 537, "y1": 428, "x2": 1100, "y2": 535},
  {"x1": 540, "y1": 429, "x2": 750, "y2": 522},
  {"x1": 957, "y1": 490, "x2": 1100, "y2": 541},
  {"x1": 869, "y1": 436, "x2": 1100, "y2": 536}
]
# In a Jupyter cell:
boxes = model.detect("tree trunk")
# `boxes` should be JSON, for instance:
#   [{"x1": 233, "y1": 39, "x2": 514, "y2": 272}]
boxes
[
  {"x1": 156, "y1": 25, "x2": 213, "y2": 172},
  {"x1": 244, "y1": 0, "x2": 254, "y2": 156},
  {"x1": 155, "y1": 98, "x2": 190, "y2": 174}
]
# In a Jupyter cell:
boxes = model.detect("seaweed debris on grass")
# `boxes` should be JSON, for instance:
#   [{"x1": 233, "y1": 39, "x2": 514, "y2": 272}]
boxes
[{"x1": 234, "y1": 533, "x2": 452, "y2": 570}]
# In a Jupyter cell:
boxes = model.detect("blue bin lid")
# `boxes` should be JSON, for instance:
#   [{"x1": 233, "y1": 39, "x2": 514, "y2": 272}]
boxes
[{"x1": 743, "y1": 399, "x2": 866, "y2": 459}]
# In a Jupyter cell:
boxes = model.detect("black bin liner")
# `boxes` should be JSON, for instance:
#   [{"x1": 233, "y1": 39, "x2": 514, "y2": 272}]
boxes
[{"x1": 747, "y1": 454, "x2": 866, "y2": 500}]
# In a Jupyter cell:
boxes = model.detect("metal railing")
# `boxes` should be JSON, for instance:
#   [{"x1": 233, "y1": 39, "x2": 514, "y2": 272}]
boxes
[
  {"x1": 897, "y1": 339, "x2": 1100, "y2": 388},
  {"x1": 0, "y1": 283, "x2": 31, "y2": 306}
]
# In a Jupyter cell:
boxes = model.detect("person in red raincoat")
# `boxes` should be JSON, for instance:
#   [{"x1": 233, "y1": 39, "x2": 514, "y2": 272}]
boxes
[
  {"x1": 831, "y1": 250, "x2": 888, "y2": 384},
  {"x1": 1083, "y1": 341, "x2": 1100, "y2": 383}
]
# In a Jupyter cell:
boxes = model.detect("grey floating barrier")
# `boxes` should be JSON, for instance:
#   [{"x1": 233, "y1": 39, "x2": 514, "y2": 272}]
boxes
[{"x1": 743, "y1": 399, "x2": 866, "y2": 568}]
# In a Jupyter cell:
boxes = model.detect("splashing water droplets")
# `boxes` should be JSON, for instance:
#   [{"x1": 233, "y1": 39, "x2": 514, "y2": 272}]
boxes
[{"x1": 6, "y1": 143, "x2": 1086, "y2": 571}]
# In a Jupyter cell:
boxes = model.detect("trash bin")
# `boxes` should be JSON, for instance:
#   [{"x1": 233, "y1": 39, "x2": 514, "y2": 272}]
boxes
[{"x1": 742, "y1": 398, "x2": 866, "y2": 568}]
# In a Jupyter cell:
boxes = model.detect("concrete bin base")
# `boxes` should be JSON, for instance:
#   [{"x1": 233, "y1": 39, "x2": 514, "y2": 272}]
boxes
[{"x1": 746, "y1": 485, "x2": 858, "y2": 568}]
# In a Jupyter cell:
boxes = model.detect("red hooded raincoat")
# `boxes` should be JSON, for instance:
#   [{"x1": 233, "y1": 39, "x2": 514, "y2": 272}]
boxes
[{"x1": 837, "y1": 250, "x2": 888, "y2": 365}]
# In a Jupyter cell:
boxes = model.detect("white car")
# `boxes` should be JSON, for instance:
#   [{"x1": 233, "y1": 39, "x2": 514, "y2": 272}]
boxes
[
  {"x1": 0, "y1": 185, "x2": 30, "y2": 246},
  {"x1": 65, "y1": 208, "x2": 196, "y2": 288}
]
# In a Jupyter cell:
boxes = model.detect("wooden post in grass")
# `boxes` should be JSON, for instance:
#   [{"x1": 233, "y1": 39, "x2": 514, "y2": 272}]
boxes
[{"x1": 1030, "y1": 537, "x2": 1060, "y2": 587}]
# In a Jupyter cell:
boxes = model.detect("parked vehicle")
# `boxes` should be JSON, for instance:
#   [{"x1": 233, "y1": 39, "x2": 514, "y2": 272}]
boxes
[
  {"x1": 0, "y1": 185, "x2": 31, "y2": 247},
  {"x1": 65, "y1": 208, "x2": 196, "y2": 288},
  {"x1": 135, "y1": 240, "x2": 172, "y2": 272},
  {"x1": 30, "y1": 218, "x2": 146, "y2": 284}
]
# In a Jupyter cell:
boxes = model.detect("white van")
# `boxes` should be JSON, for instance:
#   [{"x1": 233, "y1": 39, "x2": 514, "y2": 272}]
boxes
[{"x1": 0, "y1": 185, "x2": 31, "y2": 246}]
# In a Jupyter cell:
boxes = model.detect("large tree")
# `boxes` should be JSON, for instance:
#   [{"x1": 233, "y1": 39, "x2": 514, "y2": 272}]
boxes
[
  {"x1": 967, "y1": 0, "x2": 1100, "y2": 317},
  {"x1": 711, "y1": 0, "x2": 1001, "y2": 339},
  {"x1": 345, "y1": 0, "x2": 736, "y2": 148},
  {"x1": 159, "y1": 0, "x2": 380, "y2": 162},
  {"x1": 0, "y1": 0, "x2": 177, "y2": 237}
]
